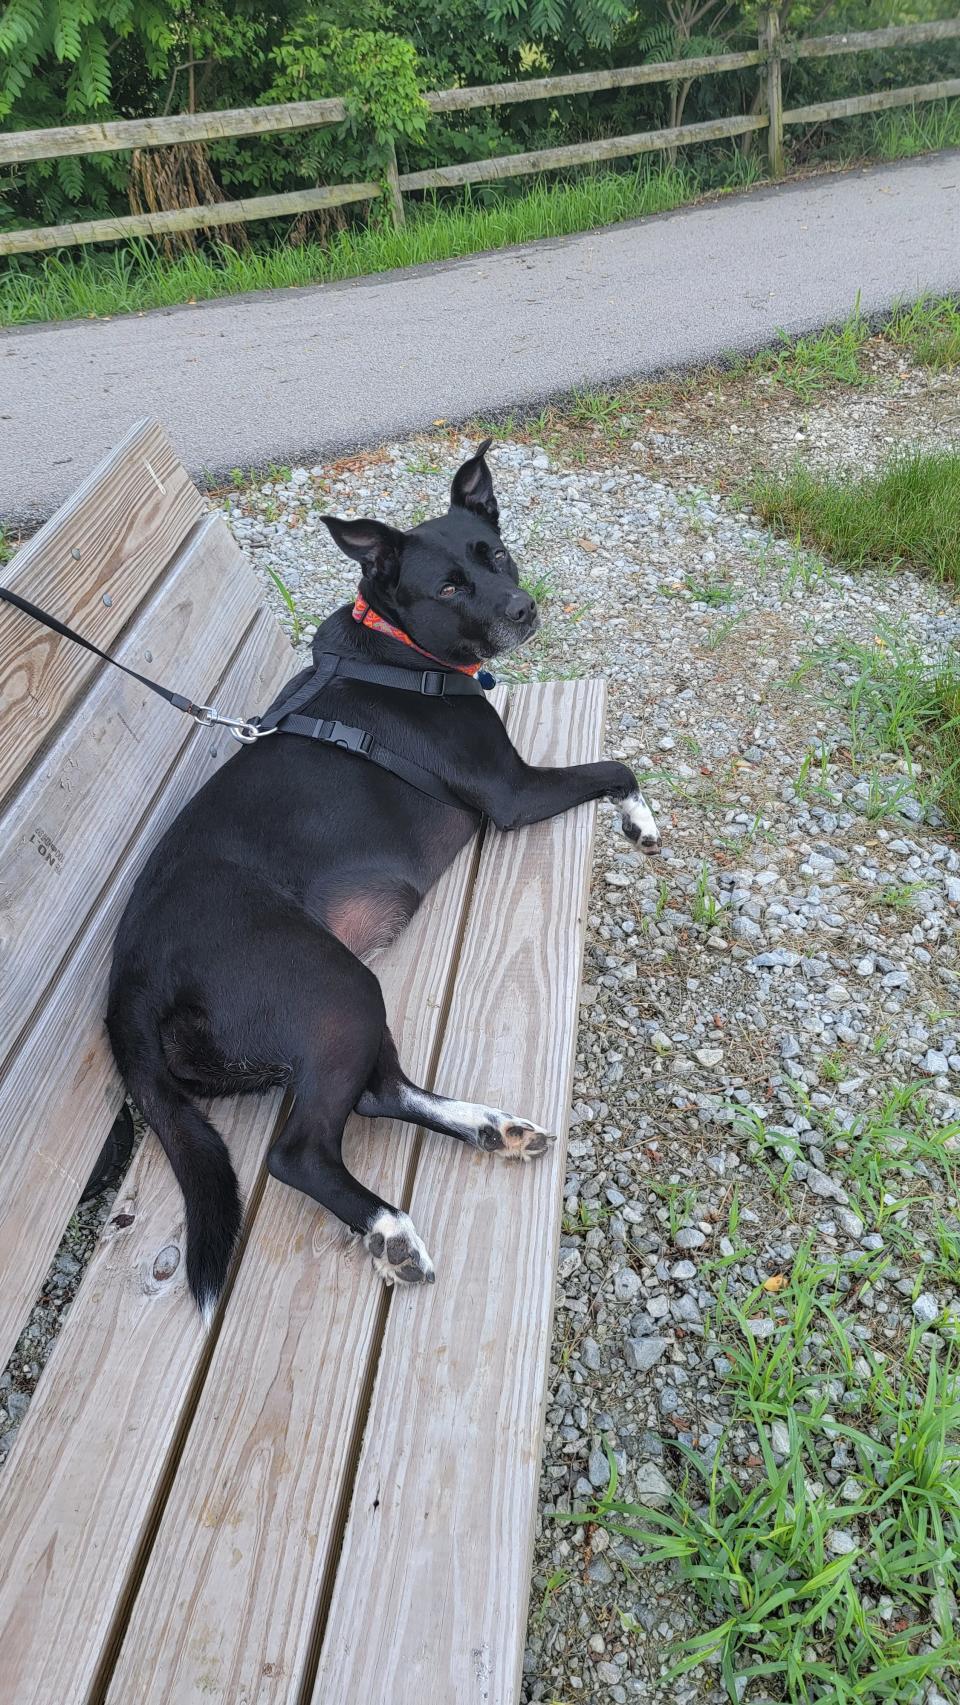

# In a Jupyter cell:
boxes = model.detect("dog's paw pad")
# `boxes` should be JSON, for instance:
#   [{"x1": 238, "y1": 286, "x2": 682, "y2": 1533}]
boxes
[
  {"x1": 365, "y1": 1210, "x2": 435, "y2": 1286},
  {"x1": 621, "y1": 790, "x2": 662, "y2": 855},
  {"x1": 479, "y1": 1115, "x2": 557, "y2": 1163}
]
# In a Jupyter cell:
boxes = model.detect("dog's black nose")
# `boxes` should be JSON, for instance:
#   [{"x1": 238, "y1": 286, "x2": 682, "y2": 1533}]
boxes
[{"x1": 505, "y1": 591, "x2": 536, "y2": 625}]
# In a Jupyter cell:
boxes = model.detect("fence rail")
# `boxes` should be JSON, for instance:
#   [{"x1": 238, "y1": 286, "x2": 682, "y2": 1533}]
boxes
[{"x1": 1, "y1": 12, "x2": 958, "y2": 258}]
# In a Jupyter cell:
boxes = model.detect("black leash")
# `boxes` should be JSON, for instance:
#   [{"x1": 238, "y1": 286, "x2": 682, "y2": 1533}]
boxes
[
  {"x1": 1, "y1": 584, "x2": 491, "y2": 808},
  {"x1": 0, "y1": 582, "x2": 265, "y2": 741}
]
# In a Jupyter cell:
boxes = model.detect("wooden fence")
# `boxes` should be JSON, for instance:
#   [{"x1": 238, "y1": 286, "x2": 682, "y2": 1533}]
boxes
[{"x1": 1, "y1": 12, "x2": 959, "y2": 257}]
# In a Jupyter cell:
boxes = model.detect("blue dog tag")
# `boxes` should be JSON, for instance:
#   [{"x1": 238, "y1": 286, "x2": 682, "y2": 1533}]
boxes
[{"x1": 478, "y1": 669, "x2": 497, "y2": 690}]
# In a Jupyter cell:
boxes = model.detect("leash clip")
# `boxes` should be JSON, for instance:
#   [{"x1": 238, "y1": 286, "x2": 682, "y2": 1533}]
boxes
[{"x1": 190, "y1": 704, "x2": 276, "y2": 745}]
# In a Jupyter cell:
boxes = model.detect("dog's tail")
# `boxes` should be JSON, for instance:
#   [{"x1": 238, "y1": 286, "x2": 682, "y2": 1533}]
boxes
[{"x1": 106, "y1": 983, "x2": 242, "y2": 1326}]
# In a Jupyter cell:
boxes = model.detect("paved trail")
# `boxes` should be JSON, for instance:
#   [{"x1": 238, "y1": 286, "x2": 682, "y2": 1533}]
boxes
[{"x1": 2, "y1": 152, "x2": 958, "y2": 523}]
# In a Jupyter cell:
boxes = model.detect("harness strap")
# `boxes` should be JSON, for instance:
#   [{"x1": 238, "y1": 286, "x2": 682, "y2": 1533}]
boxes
[
  {"x1": 276, "y1": 713, "x2": 472, "y2": 811},
  {"x1": 256, "y1": 651, "x2": 485, "y2": 734},
  {"x1": 332, "y1": 656, "x2": 487, "y2": 696}
]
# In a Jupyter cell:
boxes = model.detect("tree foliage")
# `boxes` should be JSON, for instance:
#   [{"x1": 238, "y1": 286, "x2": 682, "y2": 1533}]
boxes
[{"x1": 1, "y1": 0, "x2": 958, "y2": 234}]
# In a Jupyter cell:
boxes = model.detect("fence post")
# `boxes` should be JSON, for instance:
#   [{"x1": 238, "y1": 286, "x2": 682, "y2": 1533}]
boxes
[
  {"x1": 385, "y1": 140, "x2": 406, "y2": 227},
  {"x1": 760, "y1": 7, "x2": 785, "y2": 178}
]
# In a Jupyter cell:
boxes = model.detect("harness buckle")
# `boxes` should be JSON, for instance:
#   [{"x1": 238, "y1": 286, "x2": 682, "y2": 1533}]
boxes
[
  {"x1": 322, "y1": 720, "x2": 374, "y2": 755},
  {"x1": 420, "y1": 671, "x2": 446, "y2": 697}
]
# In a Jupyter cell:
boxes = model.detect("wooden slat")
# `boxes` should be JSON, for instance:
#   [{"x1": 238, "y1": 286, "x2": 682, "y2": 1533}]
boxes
[
  {"x1": 0, "y1": 97, "x2": 350, "y2": 166},
  {"x1": 0, "y1": 615, "x2": 293, "y2": 1705},
  {"x1": 784, "y1": 76, "x2": 960, "y2": 127},
  {"x1": 103, "y1": 693, "x2": 509, "y2": 1705},
  {"x1": 0, "y1": 513, "x2": 263, "y2": 1066},
  {"x1": 314, "y1": 679, "x2": 603, "y2": 1705},
  {"x1": 0, "y1": 607, "x2": 292, "y2": 1374},
  {"x1": 0, "y1": 182, "x2": 381, "y2": 257},
  {"x1": 398, "y1": 113, "x2": 767, "y2": 193},
  {"x1": 788, "y1": 17, "x2": 960, "y2": 61},
  {"x1": 424, "y1": 49, "x2": 763, "y2": 113},
  {"x1": 0, "y1": 418, "x2": 205, "y2": 810}
]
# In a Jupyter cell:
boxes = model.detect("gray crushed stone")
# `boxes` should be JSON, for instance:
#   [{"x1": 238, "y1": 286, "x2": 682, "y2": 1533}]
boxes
[
  {"x1": 213, "y1": 376, "x2": 960, "y2": 1702},
  {"x1": 4, "y1": 357, "x2": 960, "y2": 1703}
]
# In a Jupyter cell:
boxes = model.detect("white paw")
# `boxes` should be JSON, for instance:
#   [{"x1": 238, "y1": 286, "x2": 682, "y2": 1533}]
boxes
[
  {"x1": 476, "y1": 1112, "x2": 557, "y2": 1162},
  {"x1": 364, "y1": 1209, "x2": 435, "y2": 1286},
  {"x1": 621, "y1": 790, "x2": 662, "y2": 854}
]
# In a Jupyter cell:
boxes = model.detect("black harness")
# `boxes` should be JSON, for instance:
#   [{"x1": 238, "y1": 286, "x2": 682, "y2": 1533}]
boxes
[
  {"x1": 255, "y1": 650, "x2": 493, "y2": 810},
  {"x1": 0, "y1": 584, "x2": 492, "y2": 812}
]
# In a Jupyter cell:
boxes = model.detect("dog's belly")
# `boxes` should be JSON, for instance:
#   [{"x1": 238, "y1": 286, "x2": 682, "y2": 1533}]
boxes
[{"x1": 321, "y1": 881, "x2": 420, "y2": 960}]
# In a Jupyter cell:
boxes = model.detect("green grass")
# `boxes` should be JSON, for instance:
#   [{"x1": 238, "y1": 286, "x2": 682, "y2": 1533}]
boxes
[
  {"x1": 878, "y1": 881, "x2": 928, "y2": 911},
  {"x1": 887, "y1": 294, "x2": 960, "y2": 372},
  {"x1": 752, "y1": 449, "x2": 960, "y2": 588},
  {"x1": 787, "y1": 622, "x2": 960, "y2": 833},
  {"x1": 691, "y1": 861, "x2": 726, "y2": 929},
  {"x1": 741, "y1": 294, "x2": 960, "y2": 403},
  {"x1": 684, "y1": 574, "x2": 736, "y2": 606},
  {"x1": 561, "y1": 1221, "x2": 960, "y2": 1703},
  {"x1": 750, "y1": 298, "x2": 872, "y2": 401},
  {"x1": 872, "y1": 97, "x2": 960, "y2": 162},
  {"x1": 0, "y1": 159, "x2": 756, "y2": 327}
]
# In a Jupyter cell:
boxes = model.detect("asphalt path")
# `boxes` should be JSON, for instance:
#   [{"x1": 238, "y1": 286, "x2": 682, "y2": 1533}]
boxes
[{"x1": 2, "y1": 152, "x2": 958, "y2": 524}]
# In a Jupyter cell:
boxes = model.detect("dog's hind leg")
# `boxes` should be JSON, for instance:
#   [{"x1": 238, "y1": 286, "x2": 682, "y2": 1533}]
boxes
[
  {"x1": 265, "y1": 946, "x2": 435, "y2": 1287},
  {"x1": 269, "y1": 1070, "x2": 435, "y2": 1286},
  {"x1": 355, "y1": 1030, "x2": 557, "y2": 1163}
]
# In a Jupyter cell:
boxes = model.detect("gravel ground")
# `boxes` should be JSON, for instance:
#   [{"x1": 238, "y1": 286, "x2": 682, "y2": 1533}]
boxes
[{"x1": 4, "y1": 351, "x2": 960, "y2": 1701}]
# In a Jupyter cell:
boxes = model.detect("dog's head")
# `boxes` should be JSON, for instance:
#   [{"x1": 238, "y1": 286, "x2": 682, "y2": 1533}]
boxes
[{"x1": 321, "y1": 440, "x2": 538, "y2": 667}]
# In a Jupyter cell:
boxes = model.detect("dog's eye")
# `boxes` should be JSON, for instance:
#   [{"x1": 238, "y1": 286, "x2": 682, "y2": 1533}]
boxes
[
  {"x1": 494, "y1": 549, "x2": 507, "y2": 565},
  {"x1": 439, "y1": 583, "x2": 457, "y2": 597}
]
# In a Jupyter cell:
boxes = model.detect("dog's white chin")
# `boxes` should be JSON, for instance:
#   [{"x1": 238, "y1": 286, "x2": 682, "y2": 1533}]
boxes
[{"x1": 488, "y1": 615, "x2": 540, "y2": 657}]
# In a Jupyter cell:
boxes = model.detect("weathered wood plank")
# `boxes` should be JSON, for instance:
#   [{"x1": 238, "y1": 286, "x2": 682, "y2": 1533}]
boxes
[
  {"x1": 0, "y1": 609, "x2": 292, "y2": 1376},
  {"x1": 0, "y1": 97, "x2": 349, "y2": 166},
  {"x1": 399, "y1": 113, "x2": 767, "y2": 193},
  {"x1": 313, "y1": 679, "x2": 604, "y2": 1705},
  {"x1": 0, "y1": 513, "x2": 263, "y2": 1066},
  {"x1": 0, "y1": 182, "x2": 381, "y2": 257},
  {"x1": 784, "y1": 76, "x2": 960, "y2": 126},
  {"x1": 788, "y1": 18, "x2": 960, "y2": 61},
  {"x1": 0, "y1": 613, "x2": 292, "y2": 1705},
  {"x1": 424, "y1": 49, "x2": 763, "y2": 113},
  {"x1": 0, "y1": 419, "x2": 205, "y2": 811},
  {"x1": 103, "y1": 695, "x2": 509, "y2": 1705}
]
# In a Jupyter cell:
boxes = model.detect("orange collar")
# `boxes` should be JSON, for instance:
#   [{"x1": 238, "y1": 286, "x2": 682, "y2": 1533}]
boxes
[{"x1": 351, "y1": 594, "x2": 482, "y2": 676}]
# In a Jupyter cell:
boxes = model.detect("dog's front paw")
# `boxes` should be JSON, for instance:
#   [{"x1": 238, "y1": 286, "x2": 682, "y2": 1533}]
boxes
[
  {"x1": 621, "y1": 790, "x2": 662, "y2": 855},
  {"x1": 365, "y1": 1209, "x2": 435, "y2": 1286}
]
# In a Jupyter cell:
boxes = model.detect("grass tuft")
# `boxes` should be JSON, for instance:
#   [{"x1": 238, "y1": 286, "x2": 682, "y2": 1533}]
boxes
[
  {"x1": 750, "y1": 299, "x2": 871, "y2": 400},
  {"x1": 872, "y1": 97, "x2": 960, "y2": 162},
  {"x1": 751, "y1": 450, "x2": 960, "y2": 587},
  {"x1": 887, "y1": 294, "x2": 960, "y2": 372},
  {"x1": 789, "y1": 622, "x2": 960, "y2": 833}
]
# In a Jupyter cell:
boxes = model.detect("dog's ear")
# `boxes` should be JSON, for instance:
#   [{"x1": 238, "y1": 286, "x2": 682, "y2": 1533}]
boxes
[
  {"x1": 321, "y1": 515, "x2": 406, "y2": 581},
  {"x1": 450, "y1": 438, "x2": 499, "y2": 531}
]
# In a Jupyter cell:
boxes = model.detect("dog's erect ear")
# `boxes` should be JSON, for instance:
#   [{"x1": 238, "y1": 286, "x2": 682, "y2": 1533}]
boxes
[
  {"x1": 321, "y1": 515, "x2": 406, "y2": 581},
  {"x1": 450, "y1": 438, "x2": 499, "y2": 531}
]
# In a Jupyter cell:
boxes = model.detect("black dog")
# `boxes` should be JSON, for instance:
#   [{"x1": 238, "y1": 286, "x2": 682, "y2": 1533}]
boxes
[{"x1": 107, "y1": 441, "x2": 660, "y2": 1322}]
